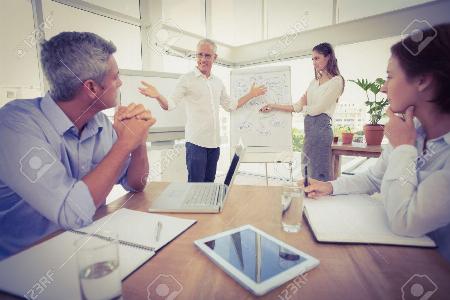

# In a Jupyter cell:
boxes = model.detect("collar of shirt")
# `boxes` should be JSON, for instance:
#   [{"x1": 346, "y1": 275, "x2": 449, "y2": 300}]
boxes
[
  {"x1": 414, "y1": 118, "x2": 450, "y2": 153},
  {"x1": 40, "y1": 93, "x2": 103, "y2": 140},
  {"x1": 193, "y1": 67, "x2": 215, "y2": 80}
]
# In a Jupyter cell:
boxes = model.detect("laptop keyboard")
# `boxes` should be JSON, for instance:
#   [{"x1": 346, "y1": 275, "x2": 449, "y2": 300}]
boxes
[{"x1": 183, "y1": 185, "x2": 220, "y2": 207}]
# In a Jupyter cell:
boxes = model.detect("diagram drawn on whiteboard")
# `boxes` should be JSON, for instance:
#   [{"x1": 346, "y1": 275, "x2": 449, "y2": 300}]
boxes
[{"x1": 231, "y1": 66, "x2": 292, "y2": 150}]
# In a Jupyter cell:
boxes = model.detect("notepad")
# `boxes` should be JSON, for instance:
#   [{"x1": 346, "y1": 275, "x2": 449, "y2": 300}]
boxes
[
  {"x1": 304, "y1": 194, "x2": 436, "y2": 247},
  {"x1": 0, "y1": 208, "x2": 196, "y2": 300}
]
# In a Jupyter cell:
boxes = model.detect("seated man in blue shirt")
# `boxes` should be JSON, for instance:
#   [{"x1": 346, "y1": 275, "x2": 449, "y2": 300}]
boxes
[{"x1": 0, "y1": 32, "x2": 156, "y2": 259}]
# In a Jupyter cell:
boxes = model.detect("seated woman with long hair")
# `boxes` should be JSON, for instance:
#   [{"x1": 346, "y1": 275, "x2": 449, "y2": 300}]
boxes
[{"x1": 303, "y1": 23, "x2": 450, "y2": 263}]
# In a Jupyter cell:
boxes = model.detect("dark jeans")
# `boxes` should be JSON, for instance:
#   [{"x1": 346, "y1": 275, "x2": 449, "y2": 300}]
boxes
[{"x1": 185, "y1": 142, "x2": 220, "y2": 182}]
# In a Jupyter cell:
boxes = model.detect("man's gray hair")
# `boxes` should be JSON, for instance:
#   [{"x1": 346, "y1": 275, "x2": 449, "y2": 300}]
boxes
[
  {"x1": 197, "y1": 38, "x2": 217, "y2": 53},
  {"x1": 40, "y1": 32, "x2": 116, "y2": 101}
]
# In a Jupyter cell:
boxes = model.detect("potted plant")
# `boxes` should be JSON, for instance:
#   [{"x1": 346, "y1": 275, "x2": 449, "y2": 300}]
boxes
[
  {"x1": 340, "y1": 126, "x2": 354, "y2": 144},
  {"x1": 332, "y1": 126, "x2": 340, "y2": 143},
  {"x1": 349, "y1": 78, "x2": 389, "y2": 145}
]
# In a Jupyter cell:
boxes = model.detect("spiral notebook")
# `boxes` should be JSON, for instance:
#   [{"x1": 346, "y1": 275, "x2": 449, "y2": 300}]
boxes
[
  {"x1": 0, "y1": 208, "x2": 196, "y2": 300},
  {"x1": 304, "y1": 194, "x2": 436, "y2": 247}
]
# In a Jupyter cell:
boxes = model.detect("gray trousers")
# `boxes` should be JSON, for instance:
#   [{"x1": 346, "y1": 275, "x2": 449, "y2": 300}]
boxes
[{"x1": 302, "y1": 114, "x2": 333, "y2": 181}]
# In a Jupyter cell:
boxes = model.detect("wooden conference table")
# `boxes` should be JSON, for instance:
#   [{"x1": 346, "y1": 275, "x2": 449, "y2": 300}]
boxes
[{"x1": 2, "y1": 183, "x2": 450, "y2": 299}]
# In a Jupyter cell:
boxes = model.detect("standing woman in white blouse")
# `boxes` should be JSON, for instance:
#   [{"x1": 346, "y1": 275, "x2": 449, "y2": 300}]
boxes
[{"x1": 261, "y1": 43, "x2": 344, "y2": 181}]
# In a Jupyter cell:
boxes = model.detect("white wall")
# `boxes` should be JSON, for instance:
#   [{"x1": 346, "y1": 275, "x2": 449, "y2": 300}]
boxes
[
  {"x1": 210, "y1": 0, "x2": 263, "y2": 46},
  {"x1": 337, "y1": 0, "x2": 436, "y2": 23},
  {"x1": 266, "y1": 0, "x2": 334, "y2": 39},
  {"x1": 0, "y1": 0, "x2": 42, "y2": 105},
  {"x1": 83, "y1": 0, "x2": 141, "y2": 18}
]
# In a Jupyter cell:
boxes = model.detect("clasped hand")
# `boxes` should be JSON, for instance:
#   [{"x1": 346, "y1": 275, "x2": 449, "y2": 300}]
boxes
[{"x1": 113, "y1": 103, "x2": 157, "y2": 152}]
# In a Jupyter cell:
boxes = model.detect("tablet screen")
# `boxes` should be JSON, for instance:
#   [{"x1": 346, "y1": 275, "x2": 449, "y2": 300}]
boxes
[{"x1": 204, "y1": 229, "x2": 306, "y2": 283}]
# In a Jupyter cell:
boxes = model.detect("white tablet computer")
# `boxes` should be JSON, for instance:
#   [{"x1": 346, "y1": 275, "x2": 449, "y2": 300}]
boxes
[{"x1": 194, "y1": 225, "x2": 319, "y2": 296}]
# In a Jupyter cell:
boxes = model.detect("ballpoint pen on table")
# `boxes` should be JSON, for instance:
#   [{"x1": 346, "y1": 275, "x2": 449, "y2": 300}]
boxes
[{"x1": 154, "y1": 221, "x2": 162, "y2": 242}]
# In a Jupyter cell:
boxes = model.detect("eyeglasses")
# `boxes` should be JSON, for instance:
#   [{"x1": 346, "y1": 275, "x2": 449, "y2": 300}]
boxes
[{"x1": 196, "y1": 52, "x2": 214, "y2": 61}]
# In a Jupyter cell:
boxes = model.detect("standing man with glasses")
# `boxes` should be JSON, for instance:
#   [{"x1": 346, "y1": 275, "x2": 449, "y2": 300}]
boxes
[{"x1": 140, "y1": 39, "x2": 266, "y2": 182}]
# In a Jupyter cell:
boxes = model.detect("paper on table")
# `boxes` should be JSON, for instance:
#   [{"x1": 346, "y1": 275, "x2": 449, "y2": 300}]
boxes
[
  {"x1": 0, "y1": 208, "x2": 196, "y2": 300},
  {"x1": 304, "y1": 194, "x2": 436, "y2": 247},
  {"x1": 77, "y1": 208, "x2": 197, "y2": 251},
  {"x1": 0, "y1": 230, "x2": 152, "y2": 300}
]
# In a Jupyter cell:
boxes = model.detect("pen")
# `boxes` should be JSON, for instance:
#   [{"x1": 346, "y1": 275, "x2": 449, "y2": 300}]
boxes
[
  {"x1": 304, "y1": 165, "x2": 309, "y2": 197},
  {"x1": 154, "y1": 221, "x2": 162, "y2": 242}
]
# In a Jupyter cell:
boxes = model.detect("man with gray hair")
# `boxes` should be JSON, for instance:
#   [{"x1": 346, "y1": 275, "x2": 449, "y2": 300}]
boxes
[
  {"x1": 0, "y1": 32, "x2": 156, "y2": 259},
  {"x1": 140, "y1": 39, "x2": 267, "y2": 182}
]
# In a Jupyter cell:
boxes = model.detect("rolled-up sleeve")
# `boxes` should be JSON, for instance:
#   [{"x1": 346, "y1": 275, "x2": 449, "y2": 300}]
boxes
[
  {"x1": 293, "y1": 80, "x2": 314, "y2": 113},
  {"x1": 116, "y1": 156, "x2": 134, "y2": 192},
  {"x1": 168, "y1": 75, "x2": 188, "y2": 111},
  {"x1": 220, "y1": 82, "x2": 238, "y2": 112},
  {"x1": 292, "y1": 100, "x2": 303, "y2": 113},
  {"x1": 0, "y1": 122, "x2": 96, "y2": 230}
]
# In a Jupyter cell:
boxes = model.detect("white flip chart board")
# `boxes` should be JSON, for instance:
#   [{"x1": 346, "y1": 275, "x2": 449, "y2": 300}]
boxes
[{"x1": 230, "y1": 66, "x2": 292, "y2": 156}]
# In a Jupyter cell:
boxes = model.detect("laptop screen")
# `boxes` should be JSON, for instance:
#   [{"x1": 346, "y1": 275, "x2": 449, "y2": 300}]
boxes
[{"x1": 224, "y1": 153, "x2": 240, "y2": 186}]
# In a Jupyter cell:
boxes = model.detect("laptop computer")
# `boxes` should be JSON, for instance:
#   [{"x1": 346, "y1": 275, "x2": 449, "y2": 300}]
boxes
[{"x1": 148, "y1": 145, "x2": 244, "y2": 213}]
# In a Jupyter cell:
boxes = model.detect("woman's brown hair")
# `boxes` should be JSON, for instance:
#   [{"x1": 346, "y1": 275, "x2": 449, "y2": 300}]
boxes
[
  {"x1": 312, "y1": 42, "x2": 344, "y2": 95},
  {"x1": 391, "y1": 23, "x2": 450, "y2": 113}
]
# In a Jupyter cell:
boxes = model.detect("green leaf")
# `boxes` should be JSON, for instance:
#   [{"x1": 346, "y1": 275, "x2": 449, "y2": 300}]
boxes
[
  {"x1": 349, "y1": 78, "x2": 372, "y2": 91},
  {"x1": 369, "y1": 83, "x2": 380, "y2": 95},
  {"x1": 350, "y1": 77, "x2": 389, "y2": 125},
  {"x1": 375, "y1": 78, "x2": 385, "y2": 86}
]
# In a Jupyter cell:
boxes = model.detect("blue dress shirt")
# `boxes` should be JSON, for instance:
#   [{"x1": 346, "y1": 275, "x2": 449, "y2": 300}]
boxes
[{"x1": 0, "y1": 94, "x2": 132, "y2": 259}]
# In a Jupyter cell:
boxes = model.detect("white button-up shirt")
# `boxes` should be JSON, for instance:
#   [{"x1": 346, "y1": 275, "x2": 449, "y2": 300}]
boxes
[
  {"x1": 292, "y1": 75, "x2": 344, "y2": 117},
  {"x1": 168, "y1": 68, "x2": 237, "y2": 148},
  {"x1": 331, "y1": 121, "x2": 450, "y2": 262}
]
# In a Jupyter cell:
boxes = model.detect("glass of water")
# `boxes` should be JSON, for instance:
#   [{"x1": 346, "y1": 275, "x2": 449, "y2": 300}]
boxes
[
  {"x1": 281, "y1": 183, "x2": 304, "y2": 233},
  {"x1": 75, "y1": 231, "x2": 122, "y2": 300}
]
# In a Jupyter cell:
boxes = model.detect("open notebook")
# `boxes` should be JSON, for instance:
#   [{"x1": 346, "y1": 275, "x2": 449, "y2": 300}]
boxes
[
  {"x1": 0, "y1": 208, "x2": 196, "y2": 300},
  {"x1": 304, "y1": 194, "x2": 436, "y2": 247}
]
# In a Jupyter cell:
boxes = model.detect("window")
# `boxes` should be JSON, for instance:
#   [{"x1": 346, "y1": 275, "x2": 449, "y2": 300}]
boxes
[
  {"x1": 335, "y1": 35, "x2": 400, "y2": 126},
  {"x1": 43, "y1": 0, "x2": 142, "y2": 70},
  {"x1": 162, "y1": 0, "x2": 206, "y2": 37},
  {"x1": 0, "y1": 0, "x2": 42, "y2": 105}
]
